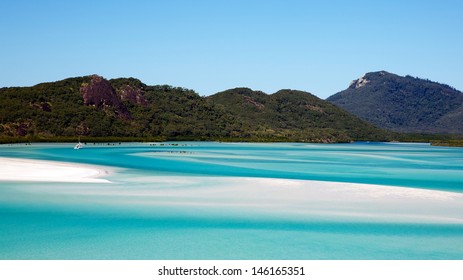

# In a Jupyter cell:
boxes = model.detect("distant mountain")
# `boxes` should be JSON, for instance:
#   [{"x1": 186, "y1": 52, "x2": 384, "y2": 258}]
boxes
[
  {"x1": 208, "y1": 88, "x2": 388, "y2": 142},
  {"x1": 0, "y1": 75, "x2": 389, "y2": 143},
  {"x1": 327, "y1": 71, "x2": 463, "y2": 133}
]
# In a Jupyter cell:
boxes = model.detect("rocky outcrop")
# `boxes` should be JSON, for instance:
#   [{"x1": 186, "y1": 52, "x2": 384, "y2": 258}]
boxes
[
  {"x1": 31, "y1": 101, "x2": 52, "y2": 112},
  {"x1": 118, "y1": 84, "x2": 148, "y2": 106},
  {"x1": 243, "y1": 95, "x2": 264, "y2": 109},
  {"x1": 80, "y1": 75, "x2": 131, "y2": 120}
]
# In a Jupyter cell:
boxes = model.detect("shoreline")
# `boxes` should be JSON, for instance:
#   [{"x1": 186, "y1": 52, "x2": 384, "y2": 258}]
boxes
[
  {"x1": 0, "y1": 157, "x2": 111, "y2": 183},
  {"x1": 0, "y1": 155, "x2": 462, "y2": 224},
  {"x1": 1, "y1": 140, "x2": 462, "y2": 148}
]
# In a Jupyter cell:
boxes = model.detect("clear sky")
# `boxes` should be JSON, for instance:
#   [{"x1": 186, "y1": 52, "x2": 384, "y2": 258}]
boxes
[{"x1": 1, "y1": 0, "x2": 462, "y2": 98}]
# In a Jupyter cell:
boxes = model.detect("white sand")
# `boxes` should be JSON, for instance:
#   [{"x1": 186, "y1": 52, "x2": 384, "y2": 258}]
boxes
[
  {"x1": 1, "y1": 156, "x2": 462, "y2": 223},
  {"x1": 0, "y1": 157, "x2": 111, "y2": 183},
  {"x1": 82, "y1": 176, "x2": 463, "y2": 224}
]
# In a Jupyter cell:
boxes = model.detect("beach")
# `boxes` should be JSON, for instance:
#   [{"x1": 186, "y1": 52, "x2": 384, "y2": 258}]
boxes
[
  {"x1": 1, "y1": 155, "x2": 461, "y2": 224},
  {"x1": 0, "y1": 157, "x2": 111, "y2": 183}
]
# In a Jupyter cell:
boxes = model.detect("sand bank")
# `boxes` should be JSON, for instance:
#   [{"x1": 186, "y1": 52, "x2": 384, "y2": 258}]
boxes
[
  {"x1": 0, "y1": 157, "x2": 110, "y2": 183},
  {"x1": 73, "y1": 175, "x2": 463, "y2": 224},
  {"x1": 1, "y1": 156, "x2": 461, "y2": 223}
]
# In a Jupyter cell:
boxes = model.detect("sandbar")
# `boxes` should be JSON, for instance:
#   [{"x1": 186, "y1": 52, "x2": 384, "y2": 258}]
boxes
[
  {"x1": 1, "y1": 156, "x2": 462, "y2": 224},
  {"x1": 0, "y1": 157, "x2": 110, "y2": 183}
]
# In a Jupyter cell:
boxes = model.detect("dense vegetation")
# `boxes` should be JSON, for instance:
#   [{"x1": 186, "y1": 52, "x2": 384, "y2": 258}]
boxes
[
  {"x1": 327, "y1": 71, "x2": 463, "y2": 134},
  {"x1": 0, "y1": 75, "x2": 390, "y2": 144},
  {"x1": 208, "y1": 88, "x2": 389, "y2": 142}
]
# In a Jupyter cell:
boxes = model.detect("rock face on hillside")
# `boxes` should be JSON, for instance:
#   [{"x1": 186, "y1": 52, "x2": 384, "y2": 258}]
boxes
[
  {"x1": 117, "y1": 84, "x2": 148, "y2": 106},
  {"x1": 80, "y1": 75, "x2": 131, "y2": 119},
  {"x1": 327, "y1": 71, "x2": 463, "y2": 133}
]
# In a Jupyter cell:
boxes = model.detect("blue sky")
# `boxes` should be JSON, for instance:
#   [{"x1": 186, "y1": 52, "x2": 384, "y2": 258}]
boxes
[{"x1": 1, "y1": 0, "x2": 462, "y2": 98}]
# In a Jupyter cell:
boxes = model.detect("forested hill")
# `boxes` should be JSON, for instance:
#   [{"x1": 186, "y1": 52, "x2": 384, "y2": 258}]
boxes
[
  {"x1": 208, "y1": 88, "x2": 388, "y2": 141},
  {"x1": 327, "y1": 71, "x2": 463, "y2": 133},
  {"x1": 0, "y1": 75, "x2": 389, "y2": 143}
]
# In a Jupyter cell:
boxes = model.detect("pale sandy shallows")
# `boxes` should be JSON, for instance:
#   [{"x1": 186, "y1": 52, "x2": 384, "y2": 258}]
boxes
[
  {"x1": 1, "y1": 157, "x2": 463, "y2": 224},
  {"x1": 0, "y1": 157, "x2": 110, "y2": 183}
]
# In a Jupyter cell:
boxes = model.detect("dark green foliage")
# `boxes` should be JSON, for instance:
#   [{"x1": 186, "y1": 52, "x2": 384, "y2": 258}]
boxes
[
  {"x1": 0, "y1": 76, "x2": 246, "y2": 142},
  {"x1": 431, "y1": 140, "x2": 463, "y2": 147},
  {"x1": 327, "y1": 71, "x2": 463, "y2": 133},
  {"x1": 208, "y1": 88, "x2": 390, "y2": 142},
  {"x1": 1, "y1": 75, "x2": 389, "y2": 144}
]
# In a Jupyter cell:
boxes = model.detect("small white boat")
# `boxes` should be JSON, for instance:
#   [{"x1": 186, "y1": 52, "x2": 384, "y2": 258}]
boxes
[
  {"x1": 74, "y1": 142, "x2": 84, "y2": 149},
  {"x1": 74, "y1": 137, "x2": 84, "y2": 149}
]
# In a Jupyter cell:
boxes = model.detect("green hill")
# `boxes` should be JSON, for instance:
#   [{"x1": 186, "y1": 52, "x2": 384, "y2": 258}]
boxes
[
  {"x1": 327, "y1": 71, "x2": 463, "y2": 133},
  {"x1": 208, "y1": 88, "x2": 389, "y2": 142},
  {"x1": 0, "y1": 75, "x2": 389, "y2": 143}
]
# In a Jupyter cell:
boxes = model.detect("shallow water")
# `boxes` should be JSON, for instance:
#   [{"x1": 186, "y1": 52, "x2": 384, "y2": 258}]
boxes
[{"x1": 1, "y1": 142, "x2": 462, "y2": 259}]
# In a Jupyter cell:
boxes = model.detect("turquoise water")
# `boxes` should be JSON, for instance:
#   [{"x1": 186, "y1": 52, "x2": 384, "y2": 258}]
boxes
[{"x1": 1, "y1": 142, "x2": 463, "y2": 259}]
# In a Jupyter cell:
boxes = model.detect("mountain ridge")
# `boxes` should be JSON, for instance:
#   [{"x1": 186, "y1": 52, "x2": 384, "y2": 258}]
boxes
[
  {"x1": 0, "y1": 75, "x2": 389, "y2": 143},
  {"x1": 327, "y1": 71, "x2": 463, "y2": 133}
]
